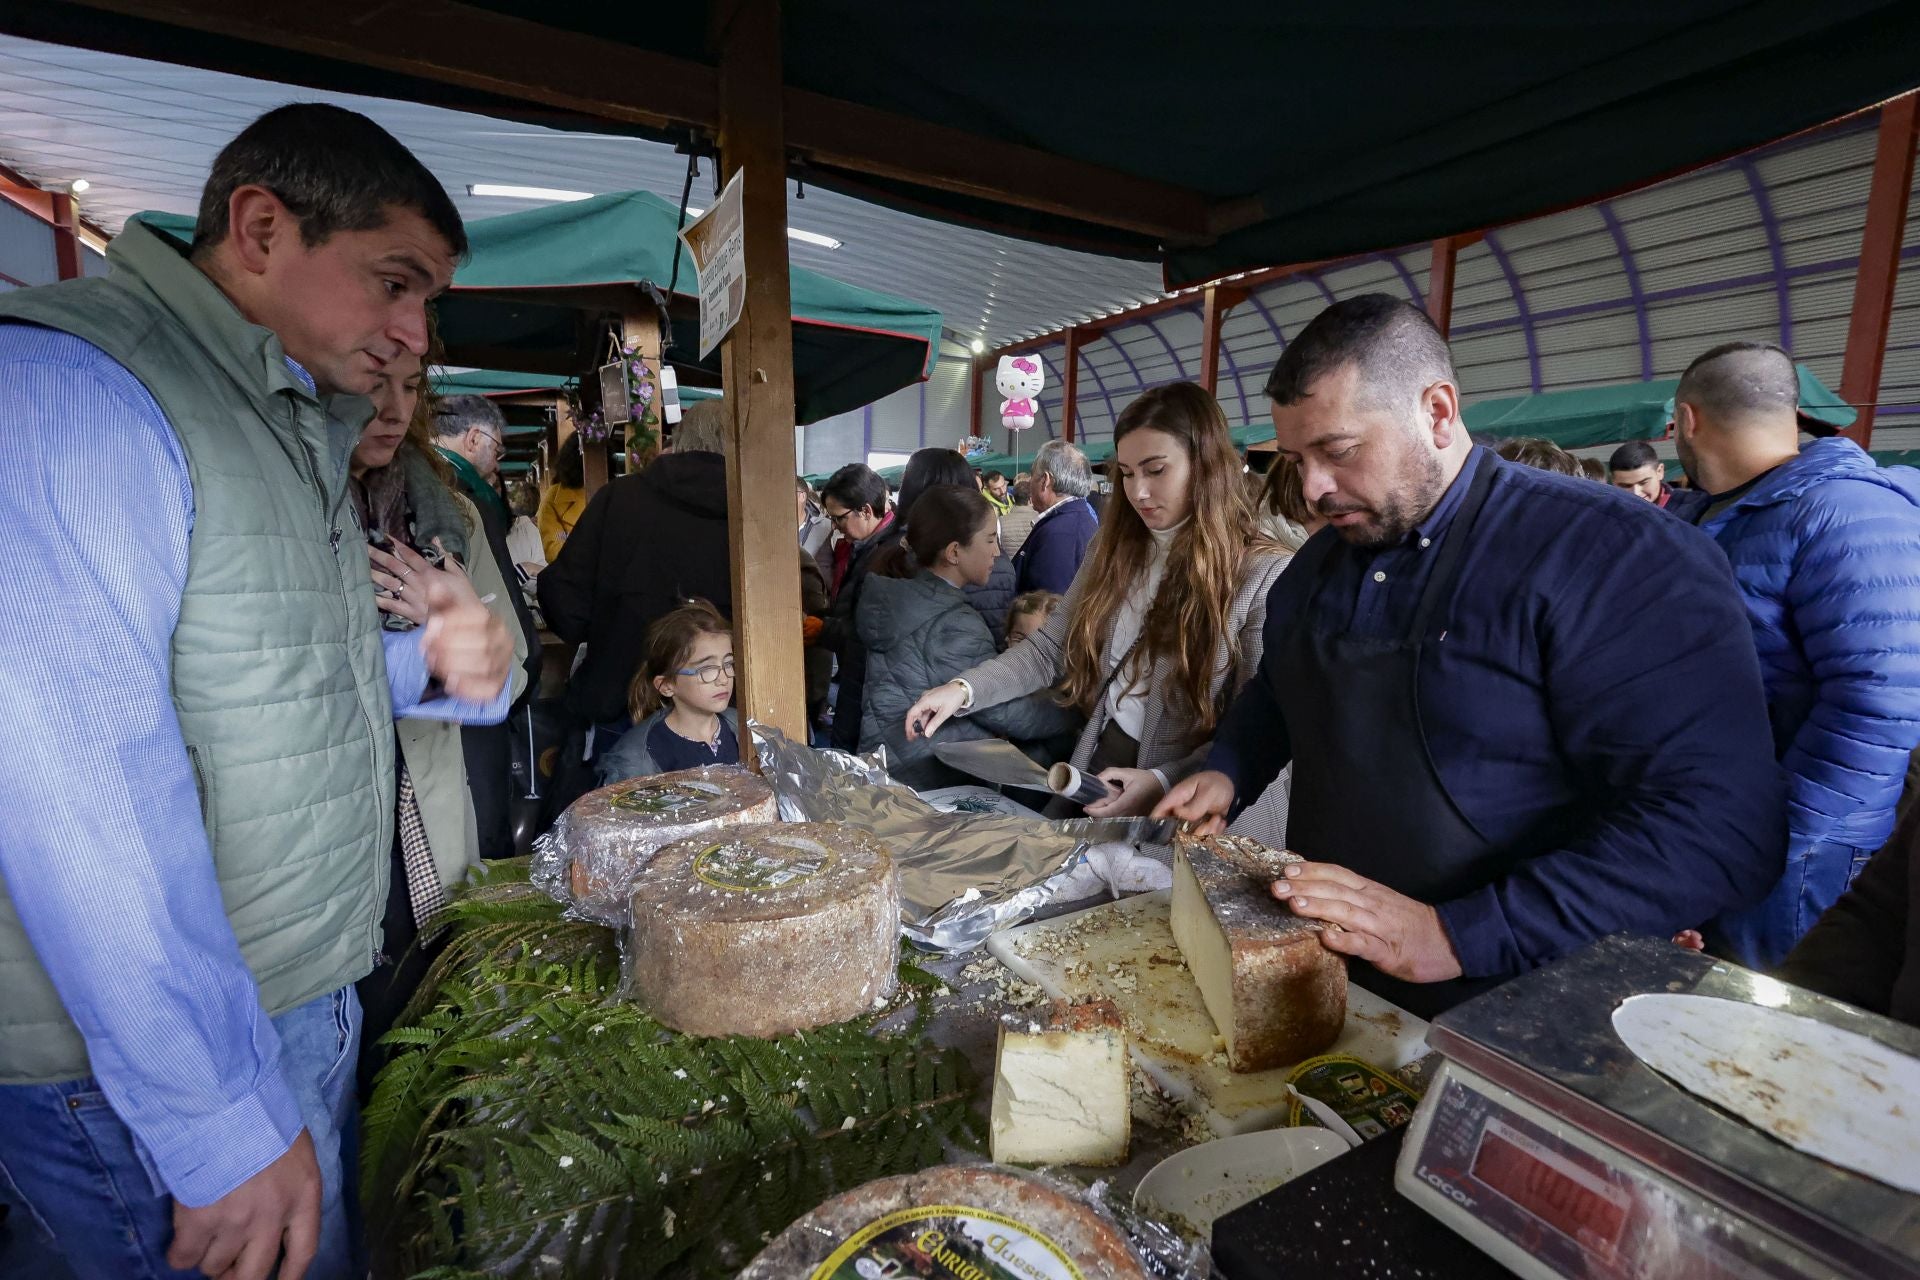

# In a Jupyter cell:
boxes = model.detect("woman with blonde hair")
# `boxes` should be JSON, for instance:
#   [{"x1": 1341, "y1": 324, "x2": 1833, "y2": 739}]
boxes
[{"x1": 905, "y1": 382, "x2": 1288, "y2": 821}]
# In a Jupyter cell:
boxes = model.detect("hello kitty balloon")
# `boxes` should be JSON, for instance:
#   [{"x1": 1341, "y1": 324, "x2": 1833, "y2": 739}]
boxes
[{"x1": 997, "y1": 355, "x2": 1044, "y2": 432}]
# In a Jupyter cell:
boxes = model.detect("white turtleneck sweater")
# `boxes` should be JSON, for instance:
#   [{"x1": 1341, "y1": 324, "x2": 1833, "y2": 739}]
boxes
[{"x1": 1104, "y1": 519, "x2": 1186, "y2": 741}]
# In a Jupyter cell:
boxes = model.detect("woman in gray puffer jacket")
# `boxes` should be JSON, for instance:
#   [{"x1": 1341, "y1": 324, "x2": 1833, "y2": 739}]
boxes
[{"x1": 857, "y1": 485, "x2": 1082, "y2": 789}]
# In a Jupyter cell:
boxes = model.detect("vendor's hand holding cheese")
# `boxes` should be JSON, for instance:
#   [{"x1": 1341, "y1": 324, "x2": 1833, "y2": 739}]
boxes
[{"x1": 1159, "y1": 294, "x2": 1787, "y2": 1015}]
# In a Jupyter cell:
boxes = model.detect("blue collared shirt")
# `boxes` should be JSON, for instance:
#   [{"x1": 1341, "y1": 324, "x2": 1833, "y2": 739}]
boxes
[
  {"x1": 1209, "y1": 447, "x2": 1786, "y2": 980},
  {"x1": 0, "y1": 322, "x2": 506, "y2": 1206}
]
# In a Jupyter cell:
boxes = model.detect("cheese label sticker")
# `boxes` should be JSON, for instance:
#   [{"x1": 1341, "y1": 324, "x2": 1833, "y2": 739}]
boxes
[
  {"x1": 809, "y1": 1206, "x2": 1085, "y2": 1280},
  {"x1": 695, "y1": 836, "x2": 834, "y2": 893},
  {"x1": 610, "y1": 779, "x2": 725, "y2": 817}
]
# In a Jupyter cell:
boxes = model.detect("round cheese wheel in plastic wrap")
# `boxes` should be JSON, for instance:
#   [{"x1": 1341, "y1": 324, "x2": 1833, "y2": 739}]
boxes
[
  {"x1": 740, "y1": 1165, "x2": 1152, "y2": 1279},
  {"x1": 626, "y1": 822, "x2": 900, "y2": 1038},
  {"x1": 530, "y1": 765, "x2": 778, "y2": 925}
]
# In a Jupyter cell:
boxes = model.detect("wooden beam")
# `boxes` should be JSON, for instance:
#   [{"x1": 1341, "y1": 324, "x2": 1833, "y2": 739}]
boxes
[
  {"x1": 716, "y1": 0, "x2": 808, "y2": 752},
  {"x1": 1198, "y1": 285, "x2": 1248, "y2": 395},
  {"x1": 1839, "y1": 93, "x2": 1919, "y2": 447},
  {"x1": 56, "y1": 0, "x2": 1211, "y2": 244},
  {"x1": 50, "y1": 192, "x2": 82, "y2": 281},
  {"x1": 1426, "y1": 237, "x2": 1459, "y2": 338},
  {"x1": 1061, "y1": 326, "x2": 1085, "y2": 444}
]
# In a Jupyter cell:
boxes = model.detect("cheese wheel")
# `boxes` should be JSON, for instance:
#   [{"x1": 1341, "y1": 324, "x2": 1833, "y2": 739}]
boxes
[
  {"x1": 627, "y1": 822, "x2": 899, "y2": 1038},
  {"x1": 991, "y1": 999, "x2": 1131, "y2": 1168},
  {"x1": 741, "y1": 1165, "x2": 1151, "y2": 1279},
  {"x1": 1170, "y1": 834, "x2": 1346, "y2": 1073},
  {"x1": 547, "y1": 765, "x2": 777, "y2": 925}
]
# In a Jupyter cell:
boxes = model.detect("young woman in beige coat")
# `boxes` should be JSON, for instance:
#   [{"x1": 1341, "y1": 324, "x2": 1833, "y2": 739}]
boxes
[{"x1": 907, "y1": 383, "x2": 1288, "y2": 833}]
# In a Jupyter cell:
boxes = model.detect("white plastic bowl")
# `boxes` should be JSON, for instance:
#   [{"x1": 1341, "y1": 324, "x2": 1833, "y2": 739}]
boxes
[{"x1": 1133, "y1": 1127, "x2": 1348, "y2": 1241}]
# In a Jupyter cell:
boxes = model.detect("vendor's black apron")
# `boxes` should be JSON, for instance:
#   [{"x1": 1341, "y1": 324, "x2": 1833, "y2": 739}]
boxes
[{"x1": 1278, "y1": 451, "x2": 1514, "y2": 1019}]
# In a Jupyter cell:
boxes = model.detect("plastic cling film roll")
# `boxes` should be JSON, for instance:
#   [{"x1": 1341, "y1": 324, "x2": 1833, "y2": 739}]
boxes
[
  {"x1": 527, "y1": 764, "x2": 777, "y2": 925},
  {"x1": 1047, "y1": 762, "x2": 1114, "y2": 807}
]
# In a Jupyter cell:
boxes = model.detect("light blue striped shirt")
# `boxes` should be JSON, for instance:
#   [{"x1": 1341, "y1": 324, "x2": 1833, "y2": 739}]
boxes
[{"x1": 0, "y1": 321, "x2": 506, "y2": 1207}]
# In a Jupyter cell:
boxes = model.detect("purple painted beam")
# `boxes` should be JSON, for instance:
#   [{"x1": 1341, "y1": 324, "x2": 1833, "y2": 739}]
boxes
[
  {"x1": 1379, "y1": 249, "x2": 1427, "y2": 311},
  {"x1": 1480, "y1": 229, "x2": 1544, "y2": 393},
  {"x1": 1735, "y1": 155, "x2": 1794, "y2": 351},
  {"x1": 1595, "y1": 201, "x2": 1655, "y2": 381}
]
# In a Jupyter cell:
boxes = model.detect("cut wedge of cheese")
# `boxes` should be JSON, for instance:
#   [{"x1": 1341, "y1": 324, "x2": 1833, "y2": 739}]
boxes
[
  {"x1": 1170, "y1": 835, "x2": 1345, "y2": 1073},
  {"x1": 991, "y1": 998, "x2": 1130, "y2": 1168}
]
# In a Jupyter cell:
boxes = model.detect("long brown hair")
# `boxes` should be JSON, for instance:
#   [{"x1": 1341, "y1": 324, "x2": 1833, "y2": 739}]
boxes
[
  {"x1": 1059, "y1": 383, "x2": 1268, "y2": 745},
  {"x1": 628, "y1": 599, "x2": 732, "y2": 721}
]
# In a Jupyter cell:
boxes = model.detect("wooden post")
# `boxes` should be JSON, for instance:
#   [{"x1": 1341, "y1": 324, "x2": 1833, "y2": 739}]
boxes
[
  {"x1": 715, "y1": 0, "x2": 808, "y2": 750},
  {"x1": 1061, "y1": 327, "x2": 1084, "y2": 443},
  {"x1": 1199, "y1": 285, "x2": 1248, "y2": 397},
  {"x1": 1427, "y1": 237, "x2": 1458, "y2": 338},
  {"x1": 50, "y1": 192, "x2": 82, "y2": 281},
  {"x1": 1839, "y1": 93, "x2": 1920, "y2": 447},
  {"x1": 621, "y1": 307, "x2": 665, "y2": 473}
]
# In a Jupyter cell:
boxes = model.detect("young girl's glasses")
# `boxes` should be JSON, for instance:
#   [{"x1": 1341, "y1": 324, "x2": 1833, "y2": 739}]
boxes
[{"x1": 676, "y1": 657, "x2": 736, "y2": 684}]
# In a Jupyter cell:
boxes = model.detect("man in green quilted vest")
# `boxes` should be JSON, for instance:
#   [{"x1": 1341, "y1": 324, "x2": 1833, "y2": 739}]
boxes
[{"x1": 0, "y1": 105, "x2": 513, "y2": 1280}]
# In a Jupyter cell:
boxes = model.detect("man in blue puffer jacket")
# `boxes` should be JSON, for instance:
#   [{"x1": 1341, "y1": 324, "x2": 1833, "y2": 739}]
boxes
[{"x1": 1675, "y1": 341, "x2": 1920, "y2": 968}]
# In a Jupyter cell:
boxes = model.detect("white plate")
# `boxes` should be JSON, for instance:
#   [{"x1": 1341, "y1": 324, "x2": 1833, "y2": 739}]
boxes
[
  {"x1": 1613, "y1": 992, "x2": 1920, "y2": 1194},
  {"x1": 1133, "y1": 1127, "x2": 1348, "y2": 1240}
]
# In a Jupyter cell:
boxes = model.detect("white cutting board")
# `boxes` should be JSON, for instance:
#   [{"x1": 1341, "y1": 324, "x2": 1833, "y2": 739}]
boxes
[{"x1": 987, "y1": 890, "x2": 1428, "y2": 1137}]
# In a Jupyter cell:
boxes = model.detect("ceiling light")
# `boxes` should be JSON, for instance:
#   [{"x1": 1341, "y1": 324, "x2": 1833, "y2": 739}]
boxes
[
  {"x1": 684, "y1": 207, "x2": 843, "y2": 250},
  {"x1": 970, "y1": 338, "x2": 985, "y2": 354},
  {"x1": 69, "y1": 179, "x2": 90, "y2": 195},
  {"x1": 468, "y1": 183, "x2": 593, "y2": 201}
]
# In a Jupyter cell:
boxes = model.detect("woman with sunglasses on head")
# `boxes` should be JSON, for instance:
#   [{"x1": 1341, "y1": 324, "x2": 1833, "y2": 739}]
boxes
[{"x1": 905, "y1": 382, "x2": 1289, "y2": 824}]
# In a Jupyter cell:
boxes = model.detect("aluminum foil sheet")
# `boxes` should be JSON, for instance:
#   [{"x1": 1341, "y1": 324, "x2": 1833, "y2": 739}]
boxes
[{"x1": 751, "y1": 723, "x2": 1171, "y2": 952}]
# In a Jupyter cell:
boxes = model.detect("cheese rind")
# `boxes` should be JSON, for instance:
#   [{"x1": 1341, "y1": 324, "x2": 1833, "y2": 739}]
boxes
[
  {"x1": 740, "y1": 1165, "x2": 1151, "y2": 1278},
  {"x1": 537, "y1": 765, "x2": 778, "y2": 925},
  {"x1": 1169, "y1": 836, "x2": 1346, "y2": 1073},
  {"x1": 626, "y1": 822, "x2": 899, "y2": 1038},
  {"x1": 990, "y1": 999, "x2": 1131, "y2": 1168}
]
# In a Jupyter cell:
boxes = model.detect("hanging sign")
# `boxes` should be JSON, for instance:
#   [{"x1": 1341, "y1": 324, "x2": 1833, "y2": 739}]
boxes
[{"x1": 678, "y1": 169, "x2": 748, "y2": 359}]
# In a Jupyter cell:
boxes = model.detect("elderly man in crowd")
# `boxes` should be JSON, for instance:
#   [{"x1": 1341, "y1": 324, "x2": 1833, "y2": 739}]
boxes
[
  {"x1": 1014, "y1": 439, "x2": 1099, "y2": 595},
  {"x1": 1673, "y1": 341, "x2": 1920, "y2": 967},
  {"x1": 1160, "y1": 294, "x2": 1783, "y2": 1018},
  {"x1": 1609, "y1": 438, "x2": 1708, "y2": 520},
  {"x1": 0, "y1": 105, "x2": 511, "y2": 1280},
  {"x1": 817, "y1": 462, "x2": 902, "y2": 749}
]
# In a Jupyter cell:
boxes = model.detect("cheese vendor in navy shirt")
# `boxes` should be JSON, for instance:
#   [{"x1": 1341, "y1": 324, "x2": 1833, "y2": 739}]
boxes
[{"x1": 1160, "y1": 295, "x2": 1785, "y2": 1017}]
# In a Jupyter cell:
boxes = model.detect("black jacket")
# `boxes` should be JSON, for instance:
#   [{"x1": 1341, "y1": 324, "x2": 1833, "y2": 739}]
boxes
[
  {"x1": 819, "y1": 518, "x2": 904, "y2": 749},
  {"x1": 538, "y1": 452, "x2": 732, "y2": 724}
]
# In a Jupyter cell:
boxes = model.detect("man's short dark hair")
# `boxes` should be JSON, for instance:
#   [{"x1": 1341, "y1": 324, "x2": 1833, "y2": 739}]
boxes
[
  {"x1": 1264, "y1": 293, "x2": 1454, "y2": 410},
  {"x1": 1675, "y1": 341, "x2": 1798, "y2": 421},
  {"x1": 1608, "y1": 440, "x2": 1661, "y2": 473},
  {"x1": 193, "y1": 104, "x2": 467, "y2": 261},
  {"x1": 821, "y1": 463, "x2": 889, "y2": 517},
  {"x1": 984, "y1": 469, "x2": 1007, "y2": 484}
]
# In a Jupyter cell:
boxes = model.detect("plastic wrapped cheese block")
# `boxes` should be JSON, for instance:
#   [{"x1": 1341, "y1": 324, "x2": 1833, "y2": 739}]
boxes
[
  {"x1": 529, "y1": 765, "x2": 777, "y2": 925},
  {"x1": 992, "y1": 998, "x2": 1131, "y2": 1168},
  {"x1": 1170, "y1": 833, "x2": 1345, "y2": 1073},
  {"x1": 740, "y1": 1165, "x2": 1152, "y2": 1279},
  {"x1": 626, "y1": 822, "x2": 899, "y2": 1038}
]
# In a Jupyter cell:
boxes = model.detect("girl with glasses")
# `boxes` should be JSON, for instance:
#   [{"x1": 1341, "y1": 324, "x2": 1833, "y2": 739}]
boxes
[{"x1": 597, "y1": 600, "x2": 741, "y2": 782}]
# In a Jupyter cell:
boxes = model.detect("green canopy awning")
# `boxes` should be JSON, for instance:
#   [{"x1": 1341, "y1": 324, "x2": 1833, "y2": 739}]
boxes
[{"x1": 134, "y1": 193, "x2": 940, "y2": 425}]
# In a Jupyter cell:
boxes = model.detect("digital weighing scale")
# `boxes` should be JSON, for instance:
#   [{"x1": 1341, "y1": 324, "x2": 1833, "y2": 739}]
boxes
[{"x1": 1394, "y1": 934, "x2": 1920, "y2": 1280}]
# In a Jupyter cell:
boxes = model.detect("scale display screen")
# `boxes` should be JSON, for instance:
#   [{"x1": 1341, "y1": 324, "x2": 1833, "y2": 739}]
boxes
[{"x1": 1402, "y1": 1070, "x2": 1832, "y2": 1280}]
